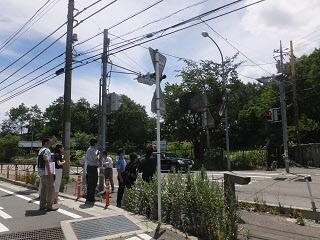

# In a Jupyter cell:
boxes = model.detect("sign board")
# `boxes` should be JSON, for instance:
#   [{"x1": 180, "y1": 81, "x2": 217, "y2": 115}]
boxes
[
  {"x1": 149, "y1": 48, "x2": 166, "y2": 76},
  {"x1": 107, "y1": 92, "x2": 122, "y2": 113},
  {"x1": 151, "y1": 87, "x2": 166, "y2": 115},
  {"x1": 152, "y1": 141, "x2": 167, "y2": 152},
  {"x1": 19, "y1": 141, "x2": 42, "y2": 148}
]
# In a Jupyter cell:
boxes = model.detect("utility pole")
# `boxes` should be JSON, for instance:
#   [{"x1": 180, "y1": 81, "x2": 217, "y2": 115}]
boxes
[
  {"x1": 290, "y1": 41, "x2": 302, "y2": 165},
  {"x1": 278, "y1": 40, "x2": 290, "y2": 173},
  {"x1": 101, "y1": 29, "x2": 109, "y2": 150},
  {"x1": 63, "y1": 0, "x2": 74, "y2": 178}
]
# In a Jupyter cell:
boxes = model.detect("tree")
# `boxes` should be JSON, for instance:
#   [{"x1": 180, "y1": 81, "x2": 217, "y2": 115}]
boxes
[
  {"x1": 2, "y1": 103, "x2": 30, "y2": 135},
  {"x1": 43, "y1": 97, "x2": 64, "y2": 138},
  {"x1": 107, "y1": 96, "x2": 151, "y2": 152}
]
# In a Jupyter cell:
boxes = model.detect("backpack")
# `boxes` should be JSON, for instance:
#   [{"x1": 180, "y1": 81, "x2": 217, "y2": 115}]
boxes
[{"x1": 37, "y1": 149, "x2": 47, "y2": 169}]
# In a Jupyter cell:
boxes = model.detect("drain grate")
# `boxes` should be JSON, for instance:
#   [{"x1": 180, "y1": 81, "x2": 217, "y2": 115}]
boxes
[
  {"x1": 71, "y1": 215, "x2": 141, "y2": 240},
  {"x1": 0, "y1": 227, "x2": 64, "y2": 240}
]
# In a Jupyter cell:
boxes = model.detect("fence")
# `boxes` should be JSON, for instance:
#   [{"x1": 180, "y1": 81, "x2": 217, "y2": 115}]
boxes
[{"x1": 289, "y1": 143, "x2": 320, "y2": 167}]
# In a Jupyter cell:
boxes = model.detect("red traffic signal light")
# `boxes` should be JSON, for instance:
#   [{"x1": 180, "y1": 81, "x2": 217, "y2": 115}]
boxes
[{"x1": 266, "y1": 110, "x2": 273, "y2": 121}]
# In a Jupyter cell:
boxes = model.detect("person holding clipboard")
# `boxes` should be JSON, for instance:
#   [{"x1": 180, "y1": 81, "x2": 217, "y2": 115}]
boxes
[{"x1": 37, "y1": 137, "x2": 58, "y2": 211}]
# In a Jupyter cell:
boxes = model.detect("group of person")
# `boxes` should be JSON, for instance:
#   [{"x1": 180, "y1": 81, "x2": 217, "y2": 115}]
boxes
[
  {"x1": 37, "y1": 137, "x2": 65, "y2": 211},
  {"x1": 83, "y1": 139, "x2": 157, "y2": 208},
  {"x1": 36, "y1": 136, "x2": 157, "y2": 210}
]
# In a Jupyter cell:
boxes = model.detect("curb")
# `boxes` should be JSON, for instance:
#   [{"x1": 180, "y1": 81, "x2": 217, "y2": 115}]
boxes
[{"x1": 239, "y1": 200, "x2": 320, "y2": 221}]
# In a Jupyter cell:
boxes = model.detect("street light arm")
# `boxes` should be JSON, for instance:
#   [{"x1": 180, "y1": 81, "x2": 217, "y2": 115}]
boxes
[{"x1": 207, "y1": 35, "x2": 224, "y2": 66}]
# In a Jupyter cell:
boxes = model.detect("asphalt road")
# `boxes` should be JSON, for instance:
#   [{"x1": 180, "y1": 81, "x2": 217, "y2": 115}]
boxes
[{"x1": 0, "y1": 180, "x2": 91, "y2": 235}]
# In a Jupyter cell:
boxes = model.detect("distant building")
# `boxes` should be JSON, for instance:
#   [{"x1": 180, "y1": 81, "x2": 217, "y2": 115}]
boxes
[{"x1": 18, "y1": 141, "x2": 42, "y2": 149}]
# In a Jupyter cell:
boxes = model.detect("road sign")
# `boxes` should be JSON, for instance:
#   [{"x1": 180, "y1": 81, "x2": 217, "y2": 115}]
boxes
[
  {"x1": 152, "y1": 140, "x2": 166, "y2": 152},
  {"x1": 151, "y1": 87, "x2": 166, "y2": 115},
  {"x1": 149, "y1": 48, "x2": 166, "y2": 76}
]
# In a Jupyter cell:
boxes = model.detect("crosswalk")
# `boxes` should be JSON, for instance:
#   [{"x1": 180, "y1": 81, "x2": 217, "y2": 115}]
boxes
[
  {"x1": 205, "y1": 171, "x2": 279, "y2": 187},
  {"x1": 126, "y1": 233, "x2": 154, "y2": 240},
  {"x1": 0, "y1": 185, "x2": 83, "y2": 233}
]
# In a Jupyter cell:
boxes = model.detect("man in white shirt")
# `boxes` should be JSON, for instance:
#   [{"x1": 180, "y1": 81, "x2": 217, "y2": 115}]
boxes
[{"x1": 38, "y1": 137, "x2": 58, "y2": 211}]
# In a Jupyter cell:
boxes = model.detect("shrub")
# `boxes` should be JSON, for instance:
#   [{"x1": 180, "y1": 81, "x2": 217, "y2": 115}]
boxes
[
  {"x1": 0, "y1": 134, "x2": 21, "y2": 163},
  {"x1": 229, "y1": 149, "x2": 267, "y2": 170},
  {"x1": 123, "y1": 171, "x2": 239, "y2": 240}
]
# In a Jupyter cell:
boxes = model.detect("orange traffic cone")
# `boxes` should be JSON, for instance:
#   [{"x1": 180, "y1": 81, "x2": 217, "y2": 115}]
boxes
[{"x1": 105, "y1": 179, "x2": 111, "y2": 207}]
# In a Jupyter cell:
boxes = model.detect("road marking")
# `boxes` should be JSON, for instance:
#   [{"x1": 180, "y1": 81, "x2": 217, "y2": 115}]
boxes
[
  {"x1": 0, "y1": 187, "x2": 82, "y2": 219},
  {"x1": 57, "y1": 209, "x2": 82, "y2": 219},
  {"x1": 0, "y1": 209, "x2": 12, "y2": 219},
  {"x1": 0, "y1": 222, "x2": 9, "y2": 232},
  {"x1": 126, "y1": 234, "x2": 154, "y2": 240}
]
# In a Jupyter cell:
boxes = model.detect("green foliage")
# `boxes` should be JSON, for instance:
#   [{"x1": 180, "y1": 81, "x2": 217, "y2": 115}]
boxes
[
  {"x1": 0, "y1": 134, "x2": 21, "y2": 162},
  {"x1": 229, "y1": 149, "x2": 267, "y2": 170},
  {"x1": 166, "y1": 142, "x2": 194, "y2": 159},
  {"x1": 29, "y1": 171, "x2": 38, "y2": 185},
  {"x1": 72, "y1": 132, "x2": 94, "y2": 151},
  {"x1": 123, "y1": 172, "x2": 239, "y2": 240},
  {"x1": 203, "y1": 148, "x2": 224, "y2": 170}
]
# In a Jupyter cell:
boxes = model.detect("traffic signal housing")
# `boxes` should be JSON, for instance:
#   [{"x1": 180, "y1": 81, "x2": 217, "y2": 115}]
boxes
[{"x1": 266, "y1": 108, "x2": 281, "y2": 122}]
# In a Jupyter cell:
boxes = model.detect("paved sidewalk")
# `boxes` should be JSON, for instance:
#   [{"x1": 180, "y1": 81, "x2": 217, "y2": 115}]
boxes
[{"x1": 238, "y1": 211, "x2": 320, "y2": 240}]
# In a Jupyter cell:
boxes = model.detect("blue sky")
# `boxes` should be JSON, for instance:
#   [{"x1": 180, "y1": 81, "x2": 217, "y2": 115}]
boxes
[{"x1": 0, "y1": 0, "x2": 319, "y2": 120}]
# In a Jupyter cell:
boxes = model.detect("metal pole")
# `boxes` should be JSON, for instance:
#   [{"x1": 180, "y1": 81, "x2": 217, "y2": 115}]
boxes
[
  {"x1": 279, "y1": 40, "x2": 290, "y2": 173},
  {"x1": 98, "y1": 77, "x2": 102, "y2": 145},
  {"x1": 101, "y1": 29, "x2": 109, "y2": 150},
  {"x1": 62, "y1": 0, "x2": 74, "y2": 178},
  {"x1": 155, "y1": 50, "x2": 162, "y2": 224},
  {"x1": 290, "y1": 41, "x2": 302, "y2": 165},
  {"x1": 207, "y1": 35, "x2": 231, "y2": 170}
]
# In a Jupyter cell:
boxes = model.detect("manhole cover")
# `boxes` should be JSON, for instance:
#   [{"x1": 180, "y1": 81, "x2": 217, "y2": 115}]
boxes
[
  {"x1": 0, "y1": 227, "x2": 64, "y2": 240},
  {"x1": 71, "y1": 215, "x2": 141, "y2": 240}
]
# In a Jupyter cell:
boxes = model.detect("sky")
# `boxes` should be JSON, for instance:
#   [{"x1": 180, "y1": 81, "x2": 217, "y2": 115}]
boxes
[{"x1": 0, "y1": 0, "x2": 319, "y2": 122}]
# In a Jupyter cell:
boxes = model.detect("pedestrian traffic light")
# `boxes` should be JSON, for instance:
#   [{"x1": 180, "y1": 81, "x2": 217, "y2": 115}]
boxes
[
  {"x1": 266, "y1": 108, "x2": 281, "y2": 122},
  {"x1": 266, "y1": 109, "x2": 273, "y2": 121}
]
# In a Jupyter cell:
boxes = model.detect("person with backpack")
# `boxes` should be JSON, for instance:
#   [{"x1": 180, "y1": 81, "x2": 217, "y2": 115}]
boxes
[
  {"x1": 38, "y1": 137, "x2": 58, "y2": 211},
  {"x1": 141, "y1": 144, "x2": 157, "y2": 183},
  {"x1": 52, "y1": 144, "x2": 65, "y2": 204}
]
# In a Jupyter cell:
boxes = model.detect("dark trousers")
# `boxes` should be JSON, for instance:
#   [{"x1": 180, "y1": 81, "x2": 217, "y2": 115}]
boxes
[
  {"x1": 86, "y1": 166, "x2": 98, "y2": 203},
  {"x1": 117, "y1": 176, "x2": 125, "y2": 207}
]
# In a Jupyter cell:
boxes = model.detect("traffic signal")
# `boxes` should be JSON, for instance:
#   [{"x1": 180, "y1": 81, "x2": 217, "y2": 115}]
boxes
[
  {"x1": 266, "y1": 108, "x2": 281, "y2": 122},
  {"x1": 266, "y1": 110, "x2": 273, "y2": 121}
]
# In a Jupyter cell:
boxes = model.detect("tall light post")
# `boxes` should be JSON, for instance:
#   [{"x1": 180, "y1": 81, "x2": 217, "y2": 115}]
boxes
[{"x1": 201, "y1": 31, "x2": 231, "y2": 171}]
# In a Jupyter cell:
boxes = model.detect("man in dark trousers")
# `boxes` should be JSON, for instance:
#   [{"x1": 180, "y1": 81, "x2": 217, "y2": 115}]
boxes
[
  {"x1": 85, "y1": 138, "x2": 100, "y2": 205},
  {"x1": 116, "y1": 148, "x2": 126, "y2": 208},
  {"x1": 141, "y1": 145, "x2": 157, "y2": 182}
]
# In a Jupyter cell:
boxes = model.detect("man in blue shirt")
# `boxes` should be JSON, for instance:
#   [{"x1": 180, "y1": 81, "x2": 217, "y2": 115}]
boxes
[{"x1": 116, "y1": 148, "x2": 126, "y2": 207}]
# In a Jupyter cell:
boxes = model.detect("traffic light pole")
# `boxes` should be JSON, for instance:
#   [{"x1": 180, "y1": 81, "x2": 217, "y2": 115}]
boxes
[
  {"x1": 63, "y1": 0, "x2": 74, "y2": 178},
  {"x1": 278, "y1": 41, "x2": 290, "y2": 173}
]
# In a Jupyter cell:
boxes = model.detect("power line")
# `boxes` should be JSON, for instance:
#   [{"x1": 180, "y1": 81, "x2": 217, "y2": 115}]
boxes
[
  {"x1": 0, "y1": 0, "x2": 53, "y2": 52},
  {"x1": 0, "y1": 33, "x2": 66, "y2": 85},
  {"x1": 0, "y1": 0, "x2": 266, "y2": 103},
  {"x1": 115, "y1": 0, "x2": 209, "y2": 39},
  {"x1": 0, "y1": 0, "x2": 119, "y2": 86},
  {"x1": 200, "y1": 18, "x2": 272, "y2": 75},
  {"x1": 75, "y1": 0, "x2": 165, "y2": 47},
  {"x1": 0, "y1": 52, "x2": 64, "y2": 92}
]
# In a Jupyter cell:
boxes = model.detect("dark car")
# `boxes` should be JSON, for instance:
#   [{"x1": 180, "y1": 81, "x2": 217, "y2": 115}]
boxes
[{"x1": 138, "y1": 152, "x2": 194, "y2": 172}]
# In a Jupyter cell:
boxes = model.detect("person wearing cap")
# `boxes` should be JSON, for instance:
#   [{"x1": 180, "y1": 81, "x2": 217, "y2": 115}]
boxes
[{"x1": 116, "y1": 148, "x2": 126, "y2": 207}]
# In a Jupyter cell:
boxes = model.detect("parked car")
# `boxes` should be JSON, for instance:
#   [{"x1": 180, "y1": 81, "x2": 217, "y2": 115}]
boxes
[{"x1": 138, "y1": 152, "x2": 194, "y2": 172}]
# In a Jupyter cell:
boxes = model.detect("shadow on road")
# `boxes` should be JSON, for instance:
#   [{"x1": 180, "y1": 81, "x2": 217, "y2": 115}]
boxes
[{"x1": 25, "y1": 209, "x2": 46, "y2": 217}]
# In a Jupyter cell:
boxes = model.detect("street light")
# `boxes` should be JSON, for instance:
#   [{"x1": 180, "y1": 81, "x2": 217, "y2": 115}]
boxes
[{"x1": 201, "y1": 31, "x2": 231, "y2": 171}]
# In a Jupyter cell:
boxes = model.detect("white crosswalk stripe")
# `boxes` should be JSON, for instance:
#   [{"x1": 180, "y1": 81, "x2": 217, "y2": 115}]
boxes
[
  {"x1": 0, "y1": 222, "x2": 9, "y2": 233},
  {"x1": 0, "y1": 187, "x2": 82, "y2": 219},
  {"x1": 0, "y1": 208, "x2": 12, "y2": 219},
  {"x1": 126, "y1": 233, "x2": 154, "y2": 240}
]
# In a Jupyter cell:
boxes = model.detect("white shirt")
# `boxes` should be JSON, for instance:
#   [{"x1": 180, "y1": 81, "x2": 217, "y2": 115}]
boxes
[
  {"x1": 38, "y1": 147, "x2": 51, "y2": 176},
  {"x1": 102, "y1": 156, "x2": 113, "y2": 169}
]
